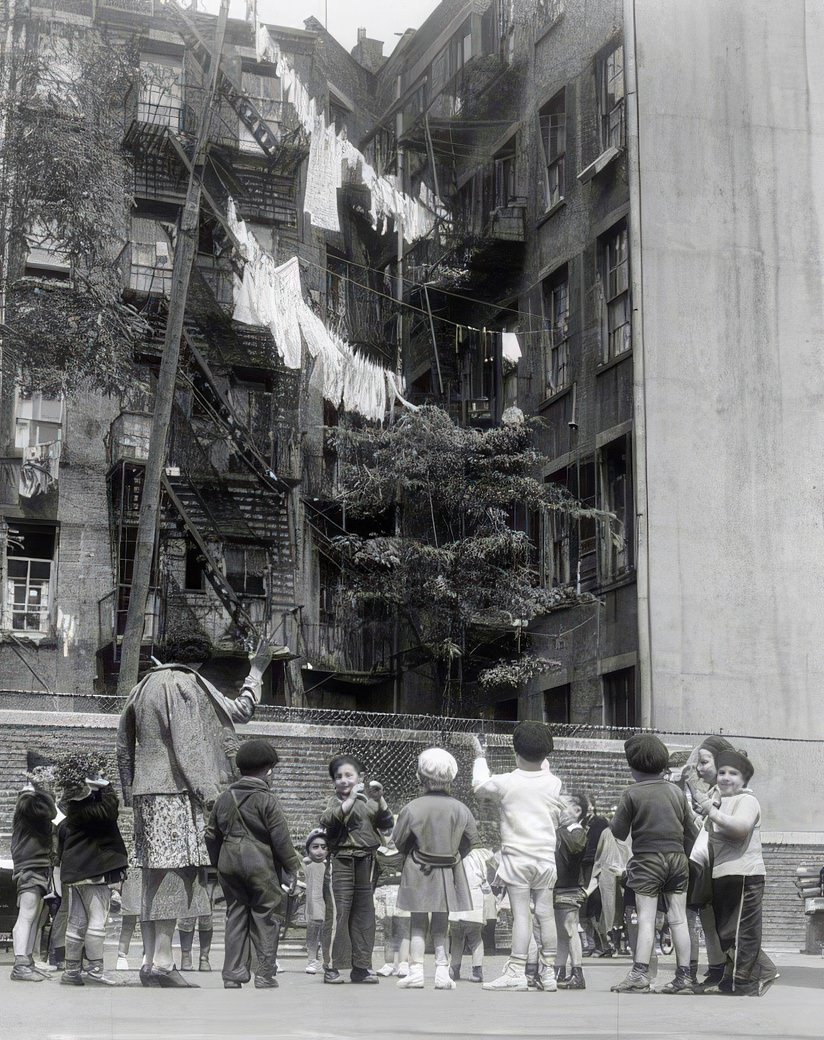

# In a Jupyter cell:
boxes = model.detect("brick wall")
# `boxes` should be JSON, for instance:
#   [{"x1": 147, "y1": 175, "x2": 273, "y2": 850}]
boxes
[{"x1": 0, "y1": 712, "x2": 817, "y2": 949}]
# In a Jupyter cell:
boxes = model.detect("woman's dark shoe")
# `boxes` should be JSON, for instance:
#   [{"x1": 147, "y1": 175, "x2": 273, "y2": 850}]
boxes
[{"x1": 152, "y1": 967, "x2": 200, "y2": 988}]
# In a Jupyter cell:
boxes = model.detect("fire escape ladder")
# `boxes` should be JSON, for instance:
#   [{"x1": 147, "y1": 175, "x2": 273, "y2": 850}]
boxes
[
  {"x1": 160, "y1": 471, "x2": 257, "y2": 637},
  {"x1": 164, "y1": 0, "x2": 295, "y2": 161},
  {"x1": 181, "y1": 324, "x2": 294, "y2": 496}
]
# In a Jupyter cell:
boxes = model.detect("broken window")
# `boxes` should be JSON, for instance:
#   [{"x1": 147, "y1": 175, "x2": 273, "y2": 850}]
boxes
[
  {"x1": 239, "y1": 65, "x2": 282, "y2": 153},
  {"x1": 603, "y1": 666, "x2": 636, "y2": 727},
  {"x1": 129, "y1": 215, "x2": 173, "y2": 296},
  {"x1": 24, "y1": 220, "x2": 71, "y2": 278},
  {"x1": 5, "y1": 523, "x2": 56, "y2": 634},
  {"x1": 598, "y1": 43, "x2": 625, "y2": 150},
  {"x1": 224, "y1": 544, "x2": 266, "y2": 596},
  {"x1": 138, "y1": 54, "x2": 183, "y2": 129},
  {"x1": 493, "y1": 139, "x2": 517, "y2": 209}
]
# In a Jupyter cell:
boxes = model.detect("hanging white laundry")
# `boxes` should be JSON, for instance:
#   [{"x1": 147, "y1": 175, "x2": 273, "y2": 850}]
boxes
[{"x1": 502, "y1": 332, "x2": 522, "y2": 362}]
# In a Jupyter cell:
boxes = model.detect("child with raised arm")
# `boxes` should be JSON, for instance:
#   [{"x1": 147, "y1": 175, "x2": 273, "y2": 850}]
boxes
[
  {"x1": 393, "y1": 748, "x2": 479, "y2": 990},
  {"x1": 609, "y1": 734, "x2": 698, "y2": 994},
  {"x1": 471, "y1": 722, "x2": 566, "y2": 992},
  {"x1": 320, "y1": 755, "x2": 393, "y2": 985}
]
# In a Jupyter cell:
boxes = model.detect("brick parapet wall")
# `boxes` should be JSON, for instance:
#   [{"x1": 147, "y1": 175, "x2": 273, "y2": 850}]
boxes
[{"x1": 1, "y1": 711, "x2": 819, "y2": 949}]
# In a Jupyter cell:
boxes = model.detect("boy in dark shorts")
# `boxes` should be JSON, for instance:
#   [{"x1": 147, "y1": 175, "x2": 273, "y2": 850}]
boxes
[
  {"x1": 609, "y1": 734, "x2": 698, "y2": 994},
  {"x1": 10, "y1": 782, "x2": 57, "y2": 982}
]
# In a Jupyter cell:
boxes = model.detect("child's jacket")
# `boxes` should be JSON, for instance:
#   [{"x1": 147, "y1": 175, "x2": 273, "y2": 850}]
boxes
[
  {"x1": 11, "y1": 789, "x2": 56, "y2": 873},
  {"x1": 205, "y1": 777, "x2": 301, "y2": 902},
  {"x1": 58, "y1": 786, "x2": 128, "y2": 885}
]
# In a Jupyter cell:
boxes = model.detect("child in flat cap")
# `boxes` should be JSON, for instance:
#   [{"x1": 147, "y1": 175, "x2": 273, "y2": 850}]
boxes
[
  {"x1": 609, "y1": 734, "x2": 699, "y2": 994},
  {"x1": 692, "y1": 749, "x2": 777, "y2": 996},
  {"x1": 205, "y1": 740, "x2": 302, "y2": 990}
]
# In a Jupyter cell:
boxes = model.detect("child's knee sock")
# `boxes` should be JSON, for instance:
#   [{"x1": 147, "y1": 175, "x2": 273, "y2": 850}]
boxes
[
  {"x1": 198, "y1": 926, "x2": 213, "y2": 957},
  {"x1": 84, "y1": 928, "x2": 106, "y2": 963},
  {"x1": 64, "y1": 930, "x2": 84, "y2": 965}
]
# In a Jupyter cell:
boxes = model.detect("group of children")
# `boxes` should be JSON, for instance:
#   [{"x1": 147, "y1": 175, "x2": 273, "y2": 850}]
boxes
[{"x1": 9, "y1": 723, "x2": 776, "y2": 998}]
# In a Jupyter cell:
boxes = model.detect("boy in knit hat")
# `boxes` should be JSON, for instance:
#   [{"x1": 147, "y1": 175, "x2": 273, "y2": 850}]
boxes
[
  {"x1": 471, "y1": 723, "x2": 566, "y2": 992},
  {"x1": 609, "y1": 734, "x2": 699, "y2": 994},
  {"x1": 205, "y1": 739, "x2": 302, "y2": 990}
]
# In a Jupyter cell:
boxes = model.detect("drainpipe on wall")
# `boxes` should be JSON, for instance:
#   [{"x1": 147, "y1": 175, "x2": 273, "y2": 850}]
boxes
[{"x1": 623, "y1": 0, "x2": 653, "y2": 727}]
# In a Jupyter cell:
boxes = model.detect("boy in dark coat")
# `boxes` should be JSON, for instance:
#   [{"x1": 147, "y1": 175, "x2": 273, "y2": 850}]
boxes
[
  {"x1": 10, "y1": 782, "x2": 57, "y2": 981},
  {"x1": 57, "y1": 773, "x2": 128, "y2": 987},
  {"x1": 205, "y1": 739, "x2": 302, "y2": 990}
]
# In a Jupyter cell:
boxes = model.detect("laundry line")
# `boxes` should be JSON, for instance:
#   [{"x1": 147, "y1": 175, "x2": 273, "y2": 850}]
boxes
[{"x1": 226, "y1": 198, "x2": 417, "y2": 422}]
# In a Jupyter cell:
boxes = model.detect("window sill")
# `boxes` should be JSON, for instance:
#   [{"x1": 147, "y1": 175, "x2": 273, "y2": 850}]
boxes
[
  {"x1": 596, "y1": 570, "x2": 636, "y2": 595},
  {"x1": 536, "y1": 198, "x2": 566, "y2": 229},
  {"x1": 577, "y1": 145, "x2": 622, "y2": 184},
  {"x1": 1, "y1": 630, "x2": 56, "y2": 646},
  {"x1": 538, "y1": 384, "x2": 572, "y2": 412},
  {"x1": 596, "y1": 350, "x2": 632, "y2": 377}
]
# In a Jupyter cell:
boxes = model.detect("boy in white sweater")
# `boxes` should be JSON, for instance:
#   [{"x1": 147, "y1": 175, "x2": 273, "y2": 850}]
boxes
[{"x1": 471, "y1": 723, "x2": 566, "y2": 991}]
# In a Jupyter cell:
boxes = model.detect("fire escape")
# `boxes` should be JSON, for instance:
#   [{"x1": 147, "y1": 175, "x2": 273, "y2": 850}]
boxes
[{"x1": 101, "y1": 1, "x2": 308, "y2": 677}]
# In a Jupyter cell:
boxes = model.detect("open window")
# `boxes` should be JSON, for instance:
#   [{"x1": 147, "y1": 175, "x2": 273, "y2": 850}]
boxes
[
  {"x1": 539, "y1": 90, "x2": 566, "y2": 211},
  {"x1": 603, "y1": 666, "x2": 636, "y2": 727},
  {"x1": 138, "y1": 53, "x2": 184, "y2": 129},
  {"x1": 4, "y1": 523, "x2": 57, "y2": 634},
  {"x1": 598, "y1": 43, "x2": 625, "y2": 151},
  {"x1": 598, "y1": 433, "x2": 633, "y2": 582},
  {"x1": 239, "y1": 65, "x2": 282, "y2": 153}
]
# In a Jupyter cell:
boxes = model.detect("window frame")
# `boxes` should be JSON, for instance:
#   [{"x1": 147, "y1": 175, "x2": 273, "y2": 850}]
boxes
[
  {"x1": 541, "y1": 265, "x2": 570, "y2": 395},
  {"x1": 602, "y1": 666, "x2": 636, "y2": 727},
  {"x1": 599, "y1": 223, "x2": 631, "y2": 363},
  {"x1": 138, "y1": 53, "x2": 184, "y2": 130},
  {"x1": 597, "y1": 433, "x2": 633, "y2": 583},
  {"x1": 598, "y1": 43, "x2": 625, "y2": 151},
  {"x1": 539, "y1": 90, "x2": 566, "y2": 210}
]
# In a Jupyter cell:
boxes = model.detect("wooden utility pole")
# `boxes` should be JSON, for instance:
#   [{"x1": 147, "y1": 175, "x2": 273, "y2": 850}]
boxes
[{"x1": 117, "y1": 0, "x2": 229, "y2": 694}]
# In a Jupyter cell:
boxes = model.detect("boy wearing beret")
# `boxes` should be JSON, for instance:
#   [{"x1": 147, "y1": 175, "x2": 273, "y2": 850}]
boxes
[
  {"x1": 205, "y1": 739, "x2": 302, "y2": 990},
  {"x1": 609, "y1": 734, "x2": 699, "y2": 994}
]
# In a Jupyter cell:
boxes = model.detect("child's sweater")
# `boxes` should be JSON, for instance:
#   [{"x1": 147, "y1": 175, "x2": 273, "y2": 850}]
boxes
[
  {"x1": 472, "y1": 758, "x2": 563, "y2": 858},
  {"x1": 319, "y1": 794, "x2": 393, "y2": 856},
  {"x1": 610, "y1": 779, "x2": 697, "y2": 855},
  {"x1": 58, "y1": 786, "x2": 128, "y2": 885}
]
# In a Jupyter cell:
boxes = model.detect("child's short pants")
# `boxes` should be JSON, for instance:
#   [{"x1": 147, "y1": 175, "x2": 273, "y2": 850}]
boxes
[
  {"x1": 496, "y1": 851, "x2": 557, "y2": 891},
  {"x1": 626, "y1": 852, "x2": 688, "y2": 897},
  {"x1": 14, "y1": 867, "x2": 51, "y2": 905}
]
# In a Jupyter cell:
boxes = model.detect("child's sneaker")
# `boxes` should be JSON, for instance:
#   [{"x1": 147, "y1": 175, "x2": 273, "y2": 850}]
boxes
[
  {"x1": 610, "y1": 966, "x2": 651, "y2": 993},
  {"x1": 83, "y1": 962, "x2": 120, "y2": 986},
  {"x1": 396, "y1": 964, "x2": 424, "y2": 989},
  {"x1": 482, "y1": 962, "x2": 529, "y2": 991},
  {"x1": 199, "y1": 955, "x2": 212, "y2": 972},
  {"x1": 305, "y1": 960, "x2": 321, "y2": 975},
  {"x1": 434, "y1": 964, "x2": 456, "y2": 989},
  {"x1": 558, "y1": 967, "x2": 586, "y2": 990},
  {"x1": 116, "y1": 955, "x2": 130, "y2": 971},
  {"x1": 470, "y1": 966, "x2": 483, "y2": 983},
  {"x1": 397, "y1": 961, "x2": 410, "y2": 977},
  {"x1": 60, "y1": 968, "x2": 85, "y2": 986},
  {"x1": 323, "y1": 969, "x2": 345, "y2": 984},
  {"x1": 660, "y1": 966, "x2": 698, "y2": 994},
  {"x1": 376, "y1": 963, "x2": 396, "y2": 976},
  {"x1": 535, "y1": 965, "x2": 558, "y2": 992},
  {"x1": 10, "y1": 960, "x2": 46, "y2": 982}
]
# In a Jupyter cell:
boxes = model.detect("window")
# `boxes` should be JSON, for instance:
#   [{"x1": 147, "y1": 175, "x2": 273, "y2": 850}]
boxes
[
  {"x1": 539, "y1": 91, "x2": 566, "y2": 209},
  {"x1": 493, "y1": 141, "x2": 516, "y2": 209},
  {"x1": 542, "y1": 266, "x2": 570, "y2": 394},
  {"x1": 184, "y1": 538, "x2": 205, "y2": 592},
  {"x1": 239, "y1": 67, "x2": 282, "y2": 153},
  {"x1": 15, "y1": 391, "x2": 63, "y2": 451},
  {"x1": 5, "y1": 524, "x2": 56, "y2": 634},
  {"x1": 544, "y1": 683, "x2": 570, "y2": 723},
  {"x1": 224, "y1": 545, "x2": 266, "y2": 596},
  {"x1": 545, "y1": 470, "x2": 571, "y2": 587},
  {"x1": 318, "y1": 554, "x2": 340, "y2": 626},
  {"x1": 25, "y1": 221, "x2": 70, "y2": 278},
  {"x1": 129, "y1": 216, "x2": 173, "y2": 296},
  {"x1": 603, "y1": 666, "x2": 636, "y2": 727},
  {"x1": 577, "y1": 457, "x2": 597, "y2": 589},
  {"x1": 598, "y1": 435, "x2": 633, "y2": 582},
  {"x1": 599, "y1": 224, "x2": 631, "y2": 362},
  {"x1": 138, "y1": 54, "x2": 183, "y2": 129},
  {"x1": 599, "y1": 44, "x2": 625, "y2": 150}
]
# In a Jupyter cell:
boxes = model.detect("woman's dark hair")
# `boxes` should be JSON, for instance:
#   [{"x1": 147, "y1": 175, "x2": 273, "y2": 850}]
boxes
[{"x1": 328, "y1": 754, "x2": 365, "y2": 779}]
